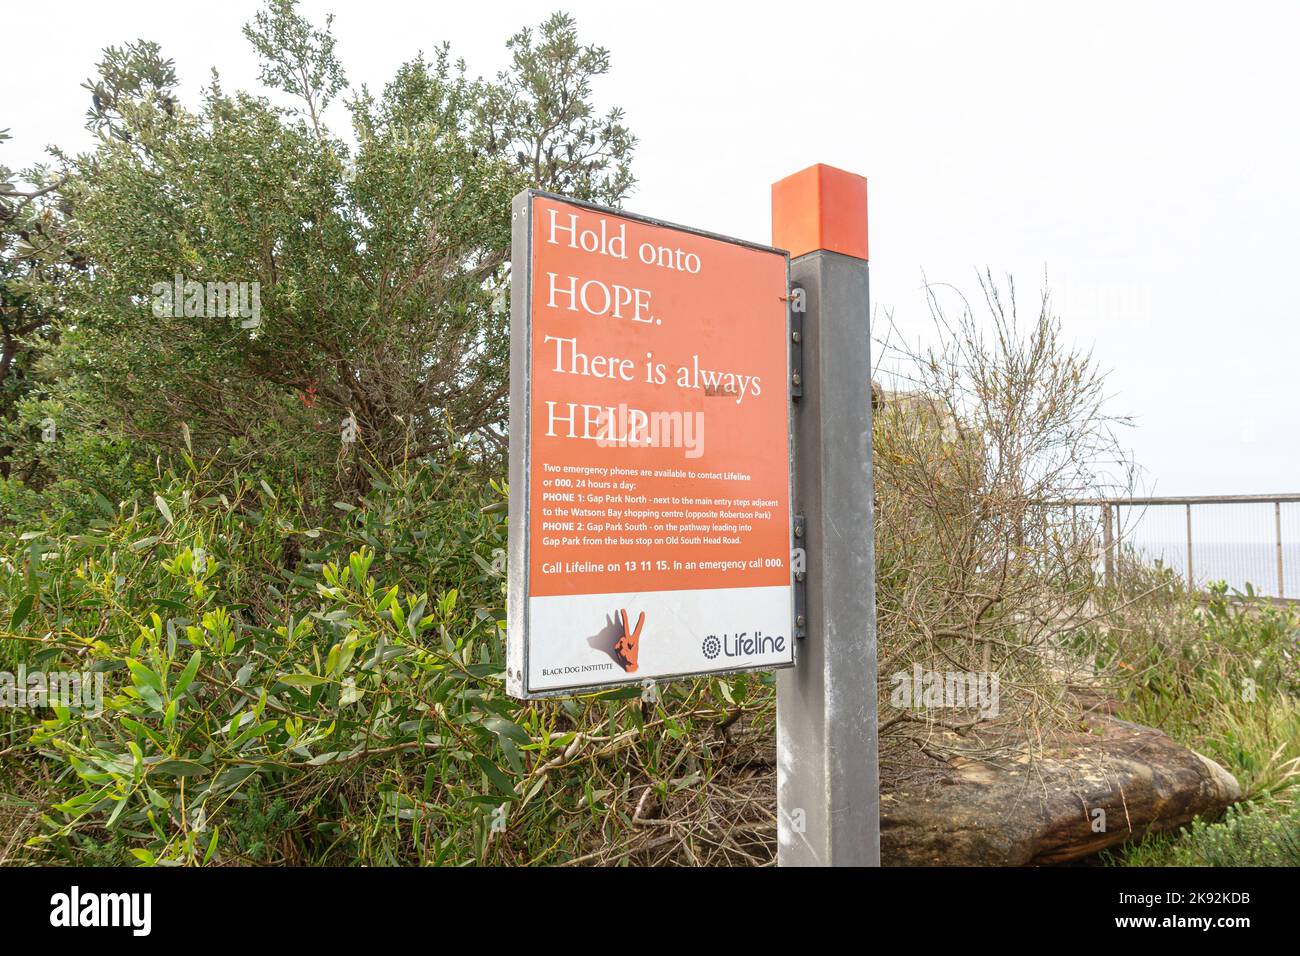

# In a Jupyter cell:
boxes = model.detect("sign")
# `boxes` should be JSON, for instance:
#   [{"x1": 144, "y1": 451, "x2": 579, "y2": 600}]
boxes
[{"x1": 506, "y1": 191, "x2": 795, "y2": 698}]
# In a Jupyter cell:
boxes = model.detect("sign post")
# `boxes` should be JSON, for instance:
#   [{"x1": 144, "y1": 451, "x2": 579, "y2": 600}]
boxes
[
  {"x1": 772, "y1": 164, "x2": 880, "y2": 866},
  {"x1": 507, "y1": 191, "x2": 796, "y2": 698}
]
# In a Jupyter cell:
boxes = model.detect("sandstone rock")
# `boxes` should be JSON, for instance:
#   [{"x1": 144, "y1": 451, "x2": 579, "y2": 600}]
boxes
[{"x1": 880, "y1": 716, "x2": 1241, "y2": 865}]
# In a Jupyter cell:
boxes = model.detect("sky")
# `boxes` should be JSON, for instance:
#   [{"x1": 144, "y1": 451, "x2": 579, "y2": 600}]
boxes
[{"x1": 4, "y1": 0, "x2": 1298, "y2": 496}]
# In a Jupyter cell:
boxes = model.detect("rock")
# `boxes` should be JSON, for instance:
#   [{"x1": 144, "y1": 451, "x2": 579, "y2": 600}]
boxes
[{"x1": 880, "y1": 715, "x2": 1241, "y2": 865}]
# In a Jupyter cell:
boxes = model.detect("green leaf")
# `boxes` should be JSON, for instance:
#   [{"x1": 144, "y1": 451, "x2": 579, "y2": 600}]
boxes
[
  {"x1": 9, "y1": 593, "x2": 34, "y2": 630},
  {"x1": 203, "y1": 827, "x2": 220, "y2": 864},
  {"x1": 473, "y1": 755, "x2": 516, "y2": 797},
  {"x1": 230, "y1": 720, "x2": 277, "y2": 748},
  {"x1": 173, "y1": 651, "x2": 201, "y2": 697},
  {"x1": 127, "y1": 659, "x2": 163, "y2": 693},
  {"x1": 500, "y1": 736, "x2": 523, "y2": 775},
  {"x1": 483, "y1": 716, "x2": 531, "y2": 746},
  {"x1": 592, "y1": 686, "x2": 642, "y2": 701},
  {"x1": 152, "y1": 759, "x2": 208, "y2": 777},
  {"x1": 106, "y1": 795, "x2": 129, "y2": 829},
  {"x1": 279, "y1": 674, "x2": 329, "y2": 689},
  {"x1": 407, "y1": 596, "x2": 427, "y2": 637},
  {"x1": 91, "y1": 490, "x2": 116, "y2": 517},
  {"x1": 212, "y1": 766, "x2": 259, "y2": 792},
  {"x1": 120, "y1": 717, "x2": 167, "y2": 750}
]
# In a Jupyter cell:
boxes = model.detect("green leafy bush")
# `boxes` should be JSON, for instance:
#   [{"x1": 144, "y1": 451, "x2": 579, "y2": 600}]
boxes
[
  {"x1": 1177, "y1": 802, "x2": 1300, "y2": 866},
  {"x1": 1, "y1": 449, "x2": 773, "y2": 866},
  {"x1": 1068, "y1": 560, "x2": 1300, "y2": 803},
  {"x1": 1111, "y1": 801, "x2": 1300, "y2": 867}
]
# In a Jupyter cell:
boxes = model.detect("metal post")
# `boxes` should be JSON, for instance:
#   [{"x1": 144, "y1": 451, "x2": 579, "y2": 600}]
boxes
[
  {"x1": 1102, "y1": 503, "x2": 1114, "y2": 589},
  {"x1": 1185, "y1": 503, "x2": 1194, "y2": 590},
  {"x1": 1041, "y1": 506, "x2": 1049, "y2": 573},
  {"x1": 1276, "y1": 500, "x2": 1284, "y2": 598},
  {"x1": 1114, "y1": 504, "x2": 1122, "y2": 595},
  {"x1": 772, "y1": 164, "x2": 878, "y2": 866},
  {"x1": 1070, "y1": 504, "x2": 1078, "y2": 572}
]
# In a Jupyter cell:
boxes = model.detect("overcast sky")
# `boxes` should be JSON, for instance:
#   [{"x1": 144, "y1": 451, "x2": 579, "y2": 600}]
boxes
[{"x1": 5, "y1": 0, "x2": 1298, "y2": 496}]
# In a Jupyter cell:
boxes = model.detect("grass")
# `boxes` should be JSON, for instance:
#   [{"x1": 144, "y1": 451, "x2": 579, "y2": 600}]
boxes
[{"x1": 1085, "y1": 570, "x2": 1300, "y2": 866}]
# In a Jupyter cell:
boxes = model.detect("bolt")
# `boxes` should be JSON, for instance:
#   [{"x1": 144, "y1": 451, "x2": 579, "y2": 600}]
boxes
[
  {"x1": 796, "y1": 571, "x2": 806, "y2": 582},
  {"x1": 796, "y1": 615, "x2": 806, "y2": 627},
  {"x1": 792, "y1": 330, "x2": 802, "y2": 343},
  {"x1": 792, "y1": 373, "x2": 802, "y2": 387}
]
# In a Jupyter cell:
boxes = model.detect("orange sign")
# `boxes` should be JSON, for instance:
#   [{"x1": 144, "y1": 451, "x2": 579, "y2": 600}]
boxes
[{"x1": 506, "y1": 192, "x2": 795, "y2": 697}]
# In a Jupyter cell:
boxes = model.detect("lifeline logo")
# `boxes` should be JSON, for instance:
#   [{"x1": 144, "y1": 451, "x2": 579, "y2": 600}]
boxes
[
  {"x1": 49, "y1": 886, "x2": 151, "y2": 936},
  {"x1": 702, "y1": 631, "x2": 785, "y2": 660}
]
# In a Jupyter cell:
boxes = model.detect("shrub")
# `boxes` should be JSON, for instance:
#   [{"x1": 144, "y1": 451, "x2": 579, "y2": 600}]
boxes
[
  {"x1": 1111, "y1": 801, "x2": 1300, "y2": 867},
  {"x1": 1066, "y1": 559, "x2": 1300, "y2": 810},
  {"x1": 0, "y1": 448, "x2": 773, "y2": 866},
  {"x1": 873, "y1": 273, "x2": 1128, "y2": 764}
]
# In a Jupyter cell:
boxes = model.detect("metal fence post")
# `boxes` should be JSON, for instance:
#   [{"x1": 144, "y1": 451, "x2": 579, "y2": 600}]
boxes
[
  {"x1": 772, "y1": 164, "x2": 879, "y2": 867},
  {"x1": 1185, "y1": 503, "x2": 1194, "y2": 591},
  {"x1": 1102, "y1": 503, "x2": 1114, "y2": 589},
  {"x1": 1114, "y1": 503, "x2": 1123, "y2": 595},
  {"x1": 1276, "y1": 500, "x2": 1284, "y2": 598}
]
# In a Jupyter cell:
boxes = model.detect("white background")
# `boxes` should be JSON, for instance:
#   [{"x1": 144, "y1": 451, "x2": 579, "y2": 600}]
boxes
[{"x1": 527, "y1": 585, "x2": 793, "y2": 691}]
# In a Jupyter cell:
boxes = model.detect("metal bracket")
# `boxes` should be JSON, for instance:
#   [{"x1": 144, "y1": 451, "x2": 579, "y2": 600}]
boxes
[
  {"x1": 793, "y1": 512, "x2": 807, "y2": 639},
  {"x1": 789, "y1": 284, "x2": 804, "y2": 401}
]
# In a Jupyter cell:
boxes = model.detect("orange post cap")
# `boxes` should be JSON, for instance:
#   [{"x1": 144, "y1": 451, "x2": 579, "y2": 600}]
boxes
[{"x1": 771, "y1": 164, "x2": 868, "y2": 261}]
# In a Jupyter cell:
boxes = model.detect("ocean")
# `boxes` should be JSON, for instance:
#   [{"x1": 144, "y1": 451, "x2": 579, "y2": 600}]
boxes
[{"x1": 1122, "y1": 541, "x2": 1300, "y2": 599}]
